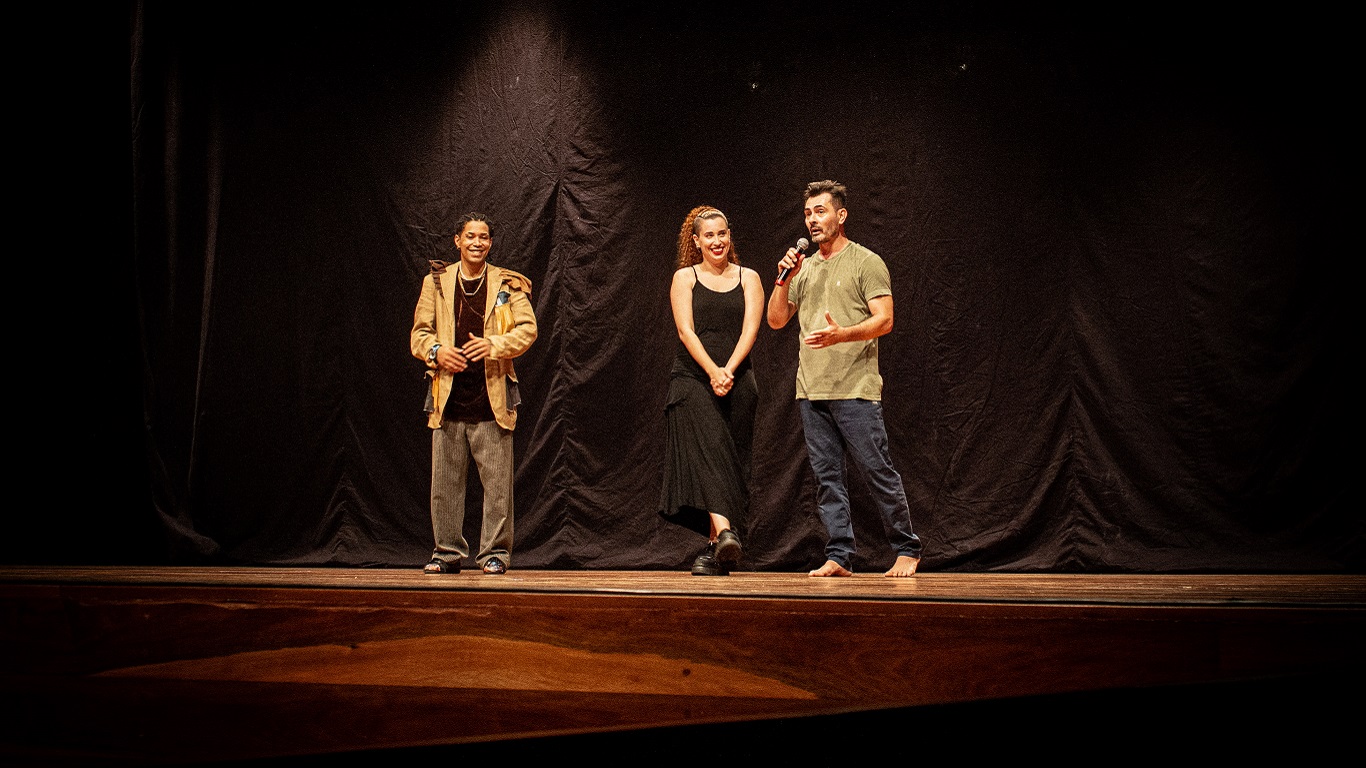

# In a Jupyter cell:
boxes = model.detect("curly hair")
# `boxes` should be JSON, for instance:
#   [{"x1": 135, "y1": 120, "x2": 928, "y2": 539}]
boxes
[
  {"x1": 675, "y1": 205, "x2": 739, "y2": 270},
  {"x1": 803, "y1": 180, "x2": 847, "y2": 210},
  {"x1": 455, "y1": 211, "x2": 493, "y2": 236}
]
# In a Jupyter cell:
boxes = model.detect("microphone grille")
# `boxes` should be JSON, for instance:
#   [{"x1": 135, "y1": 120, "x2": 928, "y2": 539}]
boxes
[{"x1": 796, "y1": 237, "x2": 810, "y2": 250}]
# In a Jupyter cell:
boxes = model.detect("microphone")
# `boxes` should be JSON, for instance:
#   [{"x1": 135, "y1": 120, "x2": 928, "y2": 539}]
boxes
[{"x1": 775, "y1": 237, "x2": 810, "y2": 286}]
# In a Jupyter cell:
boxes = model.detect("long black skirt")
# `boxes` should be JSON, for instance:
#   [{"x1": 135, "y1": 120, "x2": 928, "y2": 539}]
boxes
[{"x1": 658, "y1": 370, "x2": 757, "y2": 537}]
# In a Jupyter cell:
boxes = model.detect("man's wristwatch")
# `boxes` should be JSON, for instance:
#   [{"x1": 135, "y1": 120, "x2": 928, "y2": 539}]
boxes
[{"x1": 427, "y1": 344, "x2": 441, "y2": 363}]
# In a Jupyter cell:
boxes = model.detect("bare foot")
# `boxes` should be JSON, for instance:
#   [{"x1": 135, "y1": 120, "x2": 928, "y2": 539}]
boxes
[
  {"x1": 884, "y1": 556, "x2": 920, "y2": 577},
  {"x1": 808, "y1": 560, "x2": 853, "y2": 577}
]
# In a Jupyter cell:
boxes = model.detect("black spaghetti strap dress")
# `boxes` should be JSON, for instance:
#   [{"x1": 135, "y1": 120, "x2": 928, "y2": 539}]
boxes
[{"x1": 659, "y1": 269, "x2": 757, "y2": 537}]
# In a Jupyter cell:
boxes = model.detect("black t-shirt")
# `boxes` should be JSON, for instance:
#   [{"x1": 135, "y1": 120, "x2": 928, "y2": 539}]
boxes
[{"x1": 443, "y1": 273, "x2": 495, "y2": 423}]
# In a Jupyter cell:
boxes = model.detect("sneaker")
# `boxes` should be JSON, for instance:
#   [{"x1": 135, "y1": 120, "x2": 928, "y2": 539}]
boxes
[
  {"x1": 715, "y1": 529, "x2": 742, "y2": 566},
  {"x1": 690, "y1": 542, "x2": 729, "y2": 576}
]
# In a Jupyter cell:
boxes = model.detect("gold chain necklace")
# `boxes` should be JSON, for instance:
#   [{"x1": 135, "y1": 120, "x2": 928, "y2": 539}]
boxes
[{"x1": 460, "y1": 266, "x2": 487, "y2": 296}]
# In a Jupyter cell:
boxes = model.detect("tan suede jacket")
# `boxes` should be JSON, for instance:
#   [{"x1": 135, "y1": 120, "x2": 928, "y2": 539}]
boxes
[{"x1": 410, "y1": 263, "x2": 538, "y2": 431}]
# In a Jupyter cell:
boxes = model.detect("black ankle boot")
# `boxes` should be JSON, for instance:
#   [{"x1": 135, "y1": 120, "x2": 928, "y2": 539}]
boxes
[
  {"x1": 715, "y1": 529, "x2": 742, "y2": 565},
  {"x1": 690, "y1": 542, "x2": 729, "y2": 576}
]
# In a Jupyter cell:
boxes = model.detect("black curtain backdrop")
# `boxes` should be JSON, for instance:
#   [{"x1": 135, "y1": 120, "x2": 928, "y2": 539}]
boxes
[{"x1": 24, "y1": 2, "x2": 1355, "y2": 572}]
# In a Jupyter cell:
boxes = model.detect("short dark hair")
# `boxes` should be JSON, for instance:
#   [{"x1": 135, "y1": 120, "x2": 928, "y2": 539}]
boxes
[
  {"x1": 804, "y1": 180, "x2": 847, "y2": 210},
  {"x1": 455, "y1": 211, "x2": 493, "y2": 236}
]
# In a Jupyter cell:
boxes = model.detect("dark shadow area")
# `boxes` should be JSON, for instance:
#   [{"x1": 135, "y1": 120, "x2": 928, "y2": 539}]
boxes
[{"x1": 223, "y1": 668, "x2": 1364, "y2": 766}]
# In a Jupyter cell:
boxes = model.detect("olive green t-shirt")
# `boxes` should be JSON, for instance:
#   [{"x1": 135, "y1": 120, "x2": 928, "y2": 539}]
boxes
[{"x1": 788, "y1": 241, "x2": 891, "y2": 401}]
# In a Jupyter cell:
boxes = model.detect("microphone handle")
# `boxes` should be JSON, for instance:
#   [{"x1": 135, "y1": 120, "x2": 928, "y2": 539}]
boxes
[{"x1": 776, "y1": 249, "x2": 804, "y2": 286}]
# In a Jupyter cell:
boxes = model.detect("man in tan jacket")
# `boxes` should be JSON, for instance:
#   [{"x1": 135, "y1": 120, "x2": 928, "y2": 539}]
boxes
[{"x1": 411, "y1": 212, "x2": 537, "y2": 574}]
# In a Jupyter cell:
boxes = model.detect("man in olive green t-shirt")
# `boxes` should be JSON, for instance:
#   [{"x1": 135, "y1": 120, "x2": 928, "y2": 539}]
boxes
[{"x1": 767, "y1": 180, "x2": 924, "y2": 577}]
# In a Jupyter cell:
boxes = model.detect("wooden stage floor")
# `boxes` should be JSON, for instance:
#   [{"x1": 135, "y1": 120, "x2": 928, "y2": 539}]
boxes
[{"x1": 4, "y1": 567, "x2": 1365, "y2": 765}]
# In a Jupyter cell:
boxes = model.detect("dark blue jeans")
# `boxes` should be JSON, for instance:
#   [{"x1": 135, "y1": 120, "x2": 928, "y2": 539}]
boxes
[{"x1": 799, "y1": 398, "x2": 922, "y2": 569}]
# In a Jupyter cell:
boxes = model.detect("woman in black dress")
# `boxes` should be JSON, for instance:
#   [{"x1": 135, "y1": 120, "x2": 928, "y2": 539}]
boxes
[{"x1": 660, "y1": 206, "x2": 765, "y2": 575}]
